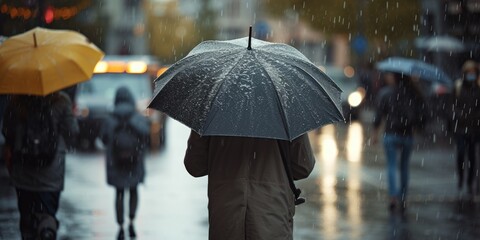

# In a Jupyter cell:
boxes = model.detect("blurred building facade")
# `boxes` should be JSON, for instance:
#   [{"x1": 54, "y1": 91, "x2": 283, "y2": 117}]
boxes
[
  {"x1": 99, "y1": 0, "x2": 148, "y2": 55},
  {"x1": 147, "y1": 0, "x2": 333, "y2": 66}
]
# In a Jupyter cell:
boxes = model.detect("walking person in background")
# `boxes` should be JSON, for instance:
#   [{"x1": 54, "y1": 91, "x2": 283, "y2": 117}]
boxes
[
  {"x1": 451, "y1": 60, "x2": 480, "y2": 198},
  {"x1": 371, "y1": 72, "x2": 427, "y2": 213},
  {"x1": 184, "y1": 131, "x2": 315, "y2": 240},
  {"x1": 100, "y1": 86, "x2": 150, "y2": 240},
  {"x1": 2, "y1": 91, "x2": 78, "y2": 240}
]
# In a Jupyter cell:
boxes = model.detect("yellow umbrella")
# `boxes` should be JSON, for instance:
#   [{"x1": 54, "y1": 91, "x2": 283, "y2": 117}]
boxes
[{"x1": 0, "y1": 27, "x2": 104, "y2": 96}]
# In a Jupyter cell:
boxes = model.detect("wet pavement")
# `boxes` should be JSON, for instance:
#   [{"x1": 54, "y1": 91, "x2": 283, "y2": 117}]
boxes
[{"x1": 1, "y1": 115, "x2": 480, "y2": 239}]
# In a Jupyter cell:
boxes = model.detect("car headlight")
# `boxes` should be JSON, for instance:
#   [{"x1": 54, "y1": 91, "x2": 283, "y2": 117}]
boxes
[{"x1": 348, "y1": 91, "x2": 363, "y2": 107}]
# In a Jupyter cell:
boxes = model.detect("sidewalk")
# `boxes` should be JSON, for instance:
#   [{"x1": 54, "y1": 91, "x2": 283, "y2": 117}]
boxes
[
  {"x1": 1, "y1": 119, "x2": 479, "y2": 239},
  {"x1": 295, "y1": 120, "x2": 480, "y2": 240}
]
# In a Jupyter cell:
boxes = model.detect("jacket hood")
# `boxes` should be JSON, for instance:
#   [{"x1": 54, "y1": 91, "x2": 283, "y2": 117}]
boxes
[
  {"x1": 114, "y1": 87, "x2": 136, "y2": 118},
  {"x1": 115, "y1": 86, "x2": 135, "y2": 106}
]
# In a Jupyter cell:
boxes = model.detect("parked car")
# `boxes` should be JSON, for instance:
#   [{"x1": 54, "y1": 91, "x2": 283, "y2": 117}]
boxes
[
  {"x1": 74, "y1": 55, "x2": 167, "y2": 151},
  {"x1": 322, "y1": 65, "x2": 366, "y2": 122}
]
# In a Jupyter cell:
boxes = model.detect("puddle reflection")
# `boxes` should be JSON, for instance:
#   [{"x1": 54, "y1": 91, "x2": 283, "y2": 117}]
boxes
[
  {"x1": 315, "y1": 124, "x2": 339, "y2": 238},
  {"x1": 313, "y1": 122, "x2": 365, "y2": 239},
  {"x1": 346, "y1": 122, "x2": 363, "y2": 163},
  {"x1": 346, "y1": 122, "x2": 363, "y2": 238}
]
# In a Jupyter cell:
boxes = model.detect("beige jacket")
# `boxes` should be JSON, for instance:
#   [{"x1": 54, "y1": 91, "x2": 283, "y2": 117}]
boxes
[{"x1": 184, "y1": 131, "x2": 315, "y2": 240}]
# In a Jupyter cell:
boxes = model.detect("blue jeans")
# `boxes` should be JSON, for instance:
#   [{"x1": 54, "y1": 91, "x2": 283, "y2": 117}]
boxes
[{"x1": 383, "y1": 134, "x2": 414, "y2": 201}]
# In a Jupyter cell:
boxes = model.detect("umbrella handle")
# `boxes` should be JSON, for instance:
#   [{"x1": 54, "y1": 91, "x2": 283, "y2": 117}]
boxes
[
  {"x1": 247, "y1": 26, "x2": 252, "y2": 50},
  {"x1": 33, "y1": 33, "x2": 37, "y2": 48}
]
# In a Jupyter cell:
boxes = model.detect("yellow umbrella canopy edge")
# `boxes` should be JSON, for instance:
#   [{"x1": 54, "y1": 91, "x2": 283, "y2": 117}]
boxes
[{"x1": 0, "y1": 27, "x2": 104, "y2": 96}]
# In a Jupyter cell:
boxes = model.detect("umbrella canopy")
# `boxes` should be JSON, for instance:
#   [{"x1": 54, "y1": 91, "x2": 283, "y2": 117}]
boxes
[
  {"x1": 376, "y1": 57, "x2": 453, "y2": 88},
  {"x1": 0, "y1": 27, "x2": 104, "y2": 96},
  {"x1": 148, "y1": 33, "x2": 344, "y2": 141},
  {"x1": 425, "y1": 35, "x2": 465, "y2": 52}
]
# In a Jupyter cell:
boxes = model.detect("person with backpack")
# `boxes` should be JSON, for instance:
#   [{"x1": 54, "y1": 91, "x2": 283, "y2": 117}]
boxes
[
  {"x1": 100, "y1": 86, "x2": 150, "y2": 240},
  {"x1": 451, "y1": 60, "x2": 480, "y2": 198},
  {"x1": 371, "y1": 71, "x2": 428, "y2": 213},
  {"x1": 2, "y1": 91, "x2": 79, "y2": 240}
]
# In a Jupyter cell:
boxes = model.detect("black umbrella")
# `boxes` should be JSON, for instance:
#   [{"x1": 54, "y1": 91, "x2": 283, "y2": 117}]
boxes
[{"x1": 148, "y1": 28, "x2": 344, "y2": 141}]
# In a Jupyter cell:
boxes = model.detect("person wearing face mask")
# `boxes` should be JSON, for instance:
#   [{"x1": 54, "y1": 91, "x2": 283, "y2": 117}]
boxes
[{"x1": 451, "y1": 60, "x2": 480, "y2": 198}]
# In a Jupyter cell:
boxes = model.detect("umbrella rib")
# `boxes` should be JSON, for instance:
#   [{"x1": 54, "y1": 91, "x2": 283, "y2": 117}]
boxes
[
  {"x1": 290, "y1": 64, "x2": 345, "y2": 119},
  {"x1": 253, "y1": 55, "x2": 292, "y2": 140},
  {"x1": 260, "y1": 54, "x2": 344, "y2": 120},
  {"x1": 200, "y1": 52, "x2": 246, "y2": 135},
  {"x1": 153, "y1": 50, "x2": 238, "y2": 93}
]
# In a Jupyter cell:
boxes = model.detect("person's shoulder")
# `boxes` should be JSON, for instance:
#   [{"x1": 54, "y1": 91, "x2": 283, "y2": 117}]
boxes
[
  {"x1": 57, "y1": 91, "x2": 73, "y2": 103},
  {"x1": 133, "y1": 111, "x2": 150, "y2": 121},
  {"x1": 48, "y1": 91, "x2": 73, "y2": 106}
]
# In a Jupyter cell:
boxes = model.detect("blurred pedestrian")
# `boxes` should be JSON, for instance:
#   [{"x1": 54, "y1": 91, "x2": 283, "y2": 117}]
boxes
[
  {"x1": 2, "y1": 91, "x2": 78, "y2": 240},
  {"x1": 451, "y1": 60, "x2": 480, "y2": 198},
  {"x1": 372, "y1": 72, "x2": 427, "y2": 212},
  {"x1": 358, "y1": 61, "x2": 381, "y2": 106},
  {"x1": 184, "y1": 131, "x2": 315, "y2": 240},
  {"x1": 100, "y1": 86, "x2": 150, "y2": 240}
]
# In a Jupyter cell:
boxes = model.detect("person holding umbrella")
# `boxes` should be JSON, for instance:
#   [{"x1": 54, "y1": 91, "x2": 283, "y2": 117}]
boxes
[
  {"x1": 0, "y1": 27, "x2": 103, "y2": 239},
  {"x1": 451, "y1": 60, "x2": 480, "y2": 198},
  {"x1": 184, "y1": 132, "x2": 315, "y2": 239},
  {"x1": 371, "y1": 71, "x2": 427, "y2": 213},
  {"x1": 2, "y1": 92, "x2": 78, "y2": 240},
  {"x1": 149, "y1": 27, "x2": 344, "y2": 239}
]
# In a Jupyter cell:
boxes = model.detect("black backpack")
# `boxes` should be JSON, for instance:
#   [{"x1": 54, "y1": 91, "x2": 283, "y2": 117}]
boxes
[
  {"x1": 15, "y1": 104, "x2": 58, "y2": 169},
  {"x1": 111, "y1": 116, "x2": 141, "y2": 167}
]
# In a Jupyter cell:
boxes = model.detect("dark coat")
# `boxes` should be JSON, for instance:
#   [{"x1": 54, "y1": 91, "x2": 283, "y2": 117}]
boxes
[
  {"x1": 2, "y1": 92, "x2": 79, "y2": 192},
  {"x1": 101, "y1": 87, "x2": 150, "y2": 188},
  {"x1": 184, "y1": 131, "x2": 315, "y2": 240},
  {"x1": 451, "y1": 79, "x2": 480, "y2": 135},
  {"x1": 373, "y1": 83, "x2": 427, "y2": 136}
]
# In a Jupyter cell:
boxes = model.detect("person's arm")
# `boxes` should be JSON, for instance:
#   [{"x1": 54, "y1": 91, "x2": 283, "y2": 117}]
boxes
[
  {"x1": 289, "y1": 134, "x2": 315, "y2": 180},
  {"x1": 99, "y1": 116, "x2": 111, "y2": 145},
  {"x1": 59, "y1": 93, "x2": 79, "y2": 147},
  {"x1": 184, "y1": 130, "x2": 209, "y2": 177},
  {"x1": 371, "y1": 104, "x2": 383, "y2": 144},
  {"x1": 371, "y1": 88, "x2": 387, "y2": 144},
  {"x1": 2, "y1": 101, "x2": 14, "y2": 172},
  {"x1": 129, "y1": 113, "x2": 151, "y2": 137}
]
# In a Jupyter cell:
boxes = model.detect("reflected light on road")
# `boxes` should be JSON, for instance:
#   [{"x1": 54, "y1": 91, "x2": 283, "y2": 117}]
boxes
[
  {"x1": 319, "y1": 124, "x2": 338, "y2": 163},
  {"x1": 316, "y1": 124, "x2": 339, "y2": 239},
  {"x1": 347, "y1": 142, "x2": 362, "y2": 239},
  {"x1": 343, "y1": 122, "x2": 364, "y2": 238},
  {"x1": 346, "y1": 122, "x2": 364, "y2": 163}
]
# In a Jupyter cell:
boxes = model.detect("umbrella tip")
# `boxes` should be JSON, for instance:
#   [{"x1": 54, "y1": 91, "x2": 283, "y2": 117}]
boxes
[{"x1": 247, "y1": 26, "x2": 252, "y2": 50}]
